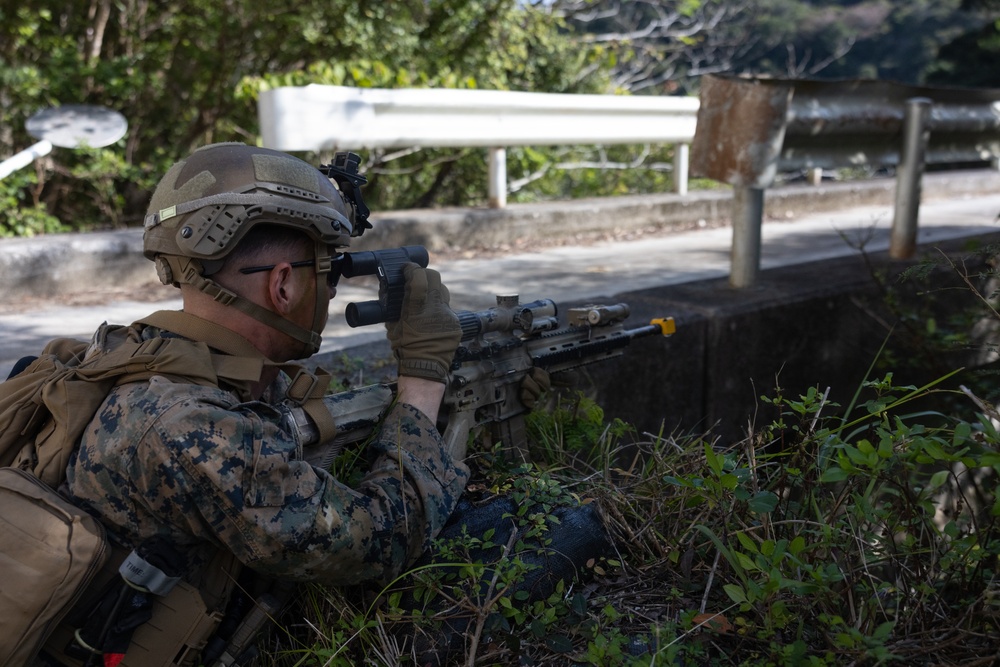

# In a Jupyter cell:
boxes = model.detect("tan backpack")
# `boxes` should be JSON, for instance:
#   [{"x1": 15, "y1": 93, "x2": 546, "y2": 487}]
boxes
[
  {"x1": 0, "y1": 335, "x2": 120, "y2": 666},
  {"x1": 0, "y1": 466, "x2": 109, "y2": 666},
  {"x1": 0, "y1": 312, "x2": 336, "y2": 666}
]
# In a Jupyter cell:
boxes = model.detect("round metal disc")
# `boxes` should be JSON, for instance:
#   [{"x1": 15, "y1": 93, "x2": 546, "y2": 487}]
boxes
[{"x1": 25, "y1": 105, "x2": 128, "y2": 149}]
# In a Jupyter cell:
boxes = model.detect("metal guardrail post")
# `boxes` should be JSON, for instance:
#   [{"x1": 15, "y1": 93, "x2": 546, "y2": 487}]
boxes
[
  {"x1": 891, "y1": 97, "x2": 932, "y2": 259},
  {"x1": 674, "y1": 143, "x2": 689, "y2": 195},
  {"x1": 488, "y1": 147, "x2": 507, "y2": 208},
  {"x1": 730, "y1": 186, "x2": 765, "y2": 288}
]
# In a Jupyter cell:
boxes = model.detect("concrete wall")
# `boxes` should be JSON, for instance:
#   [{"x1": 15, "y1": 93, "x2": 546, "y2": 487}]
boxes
[{"x1": 580, "y1": 233, "x2": 1000, "y2": 443}]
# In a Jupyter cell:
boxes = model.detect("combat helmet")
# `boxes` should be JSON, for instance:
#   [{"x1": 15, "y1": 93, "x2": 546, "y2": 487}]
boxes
[{"x1": 143, "y1": 142, "x2": 366, "y2": 358}]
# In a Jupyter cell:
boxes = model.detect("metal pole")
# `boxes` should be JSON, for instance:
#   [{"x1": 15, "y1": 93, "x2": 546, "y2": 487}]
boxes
[
  {"x1": 674, "y1": 143, "x2": 689, "y2": 196},
  {"x1": 0, "y1": 140, "x2": 53, "y2": 180},
  {"x1": 488, "y1": 147, "x2": 507, "y2": 208},
  {"x1": 890, "y1": 97, "x2": 932, "y2": 259},
  {"x1": 730, "y1": 186, "x2": 765, "y2": 288}
]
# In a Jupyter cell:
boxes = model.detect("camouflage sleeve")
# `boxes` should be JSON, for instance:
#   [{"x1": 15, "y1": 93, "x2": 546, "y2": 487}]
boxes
[
  {"x1": 73, "y1": 378, "x2": 469, "y2": 586},
  {"x1": 217, "y1": 399, "x2": 471, "y2": 585}
]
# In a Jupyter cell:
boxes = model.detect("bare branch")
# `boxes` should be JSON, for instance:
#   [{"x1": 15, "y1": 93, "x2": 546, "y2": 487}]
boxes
[{"x1": 555, "y1": 0, "x2": 758, "y2": 93}]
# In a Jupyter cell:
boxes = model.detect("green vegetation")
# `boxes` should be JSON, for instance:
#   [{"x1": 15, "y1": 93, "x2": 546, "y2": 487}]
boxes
[
  {"x1": 268, "y1": 383, "x2": 1000, "y2": 664},
  {"x1": 3, "y1": 1, "x2": 998, "y2": 236},
  {"x1": 0, "y1": 0, "x2": 617, "y2": 234}
]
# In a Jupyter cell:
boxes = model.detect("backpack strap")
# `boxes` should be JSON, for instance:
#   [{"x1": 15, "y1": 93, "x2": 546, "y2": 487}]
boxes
[
  {"x1": 10, "y1": 319, "x2": 260, "y2": 487},
  {"x1": 284, "y1": 366, "x2": 338, "y2": 446},
  {"x1": 0, "y1": 340, "x2": 88, "y2": 470},
  {"x1": 136, "y1": 311, "x2": 338, "y2": 445},
  {"x1": 136, "y1": 311, "x2": 265, "y2": 393}
]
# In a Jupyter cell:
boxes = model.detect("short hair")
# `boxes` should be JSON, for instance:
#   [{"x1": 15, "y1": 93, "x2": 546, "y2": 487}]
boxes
[{"x1": 223, "y1": 224, "x2": 313, "y2": 269}]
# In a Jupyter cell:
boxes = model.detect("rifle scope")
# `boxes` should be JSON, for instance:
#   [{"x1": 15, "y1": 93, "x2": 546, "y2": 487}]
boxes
[{"x1": 456, "y1": 296, "x2": 559, "y2": 341}]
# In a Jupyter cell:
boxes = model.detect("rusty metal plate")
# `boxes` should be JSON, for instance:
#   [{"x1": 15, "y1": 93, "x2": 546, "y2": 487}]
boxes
[
  {"x1": 690, "y1": 75, "x2": 793, "y2": 188},
  {"x1": 691, "y1": 75, "x2": 1000, "y2": 186}
]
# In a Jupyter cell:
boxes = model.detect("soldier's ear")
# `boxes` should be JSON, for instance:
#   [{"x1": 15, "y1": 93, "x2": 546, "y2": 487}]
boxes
[{"x1": 266, "y1": 262, "x2": 300, "y2": 314}]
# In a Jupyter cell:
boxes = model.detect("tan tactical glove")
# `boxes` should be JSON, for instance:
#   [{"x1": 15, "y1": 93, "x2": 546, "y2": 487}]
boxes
[
  {"x1": 520, "y1": 367, "x2": 551, "y2": 410},
  {"x1": 386, "y1": 263, "x2": 461, "y2": 383}
]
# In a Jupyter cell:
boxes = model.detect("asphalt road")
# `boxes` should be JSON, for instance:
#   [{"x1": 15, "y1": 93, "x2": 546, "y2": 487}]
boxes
[{"x1": 2, "y1": 191, "x2": 999, "y2": 380}]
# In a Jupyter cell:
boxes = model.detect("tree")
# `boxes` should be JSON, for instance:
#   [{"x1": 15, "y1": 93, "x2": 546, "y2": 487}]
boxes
[
  {"x1": 717, "y1": 0, "x2": 981, "y2": 85},
  {"x1": 926, "y1": 0, "x2": 1000, "y2": 88},
  {"x1": 549, "y1": 0, "x2": 758, "y2": 94},
  {"x1": 0, "y1": 1, "x2": 612, "y2": 233},
  {"x1": 546, "y1": 1, "x2": 987, "y2": 92}
]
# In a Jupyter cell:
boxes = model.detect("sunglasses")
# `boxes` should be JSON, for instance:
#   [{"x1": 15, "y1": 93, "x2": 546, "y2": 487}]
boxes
[{"x1": 238, "y1": 254, "x2": 344, "y2": 288}]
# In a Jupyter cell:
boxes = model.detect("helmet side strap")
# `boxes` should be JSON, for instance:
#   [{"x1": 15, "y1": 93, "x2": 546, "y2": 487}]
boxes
[{"x1": 185, "y1": 268, "x2": 323, "y2": 359}]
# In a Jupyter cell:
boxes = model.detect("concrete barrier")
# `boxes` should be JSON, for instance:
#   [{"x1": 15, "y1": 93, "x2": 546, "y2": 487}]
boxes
[{"x1": 3, "y1": 171, "x2": 999, "y2": 299}]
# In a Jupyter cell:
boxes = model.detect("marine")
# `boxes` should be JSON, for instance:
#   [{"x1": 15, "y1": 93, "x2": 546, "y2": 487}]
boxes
[{"x1": 32, "y1": 142, "x2": 471, "y2": 665}]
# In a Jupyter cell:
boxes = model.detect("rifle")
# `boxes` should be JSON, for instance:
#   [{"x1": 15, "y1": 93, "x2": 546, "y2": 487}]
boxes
[{"x1": 291, "y1": 294, "x2": 675, "y2": 466}]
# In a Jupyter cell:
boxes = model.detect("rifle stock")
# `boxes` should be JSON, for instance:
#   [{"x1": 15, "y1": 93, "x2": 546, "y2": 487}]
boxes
[{"x1": 293, "y1": 297, "x2": 675, "y2": 464}]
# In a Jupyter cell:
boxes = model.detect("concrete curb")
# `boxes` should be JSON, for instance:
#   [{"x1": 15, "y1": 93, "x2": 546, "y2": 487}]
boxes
[{"x1": 1, "y1": 170, "x2": 998, "y2": 300}]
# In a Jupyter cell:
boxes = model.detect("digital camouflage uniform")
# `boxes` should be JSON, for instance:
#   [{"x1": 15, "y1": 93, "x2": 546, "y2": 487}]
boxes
[{"x1": 65, "y1": 322, "x2": 470, "y2": 586}]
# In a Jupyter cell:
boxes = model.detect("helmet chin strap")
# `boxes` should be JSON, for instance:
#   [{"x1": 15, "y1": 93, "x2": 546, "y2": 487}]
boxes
[
  {"x1": 305, "y1": 238, "x2": 333, "y2": 358},
  {"x1": 164, "y1": 256, "x2": 325, "y2": 359}
]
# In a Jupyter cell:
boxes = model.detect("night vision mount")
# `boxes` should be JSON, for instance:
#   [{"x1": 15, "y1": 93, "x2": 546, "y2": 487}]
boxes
[{"x1": 319, "y1": 152, "x2": 372, "y2": 237}]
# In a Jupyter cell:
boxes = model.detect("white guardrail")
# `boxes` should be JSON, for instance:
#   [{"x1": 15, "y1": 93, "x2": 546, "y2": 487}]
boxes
[{"x1": 258, "y1": 85, "x2": 700, "y2": 207}]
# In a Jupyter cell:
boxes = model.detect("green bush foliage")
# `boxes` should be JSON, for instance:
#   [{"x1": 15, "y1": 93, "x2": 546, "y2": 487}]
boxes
[{"x1": 0, "y1": 1, "x2": 630, "y2": 233}]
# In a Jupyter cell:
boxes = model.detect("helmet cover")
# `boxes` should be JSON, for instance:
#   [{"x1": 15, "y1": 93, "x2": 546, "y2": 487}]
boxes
[{"x1": 144, "y1": 143, "x2": 355, "y2": 282}]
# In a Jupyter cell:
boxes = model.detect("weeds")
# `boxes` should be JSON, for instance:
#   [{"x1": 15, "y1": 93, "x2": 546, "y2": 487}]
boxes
[{"x1": 264, "y1": 373, "x2": 1000, "y2": 665}]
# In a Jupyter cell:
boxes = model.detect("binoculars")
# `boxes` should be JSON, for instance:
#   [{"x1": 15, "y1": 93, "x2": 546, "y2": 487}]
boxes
[{"x1": 341, "y1": 245, "x2": 429, "y2": 327}]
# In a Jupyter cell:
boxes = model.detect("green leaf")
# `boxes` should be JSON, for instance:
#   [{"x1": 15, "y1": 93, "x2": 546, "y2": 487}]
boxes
[
  {"x1": 545, "y1": 635, "x2": 574, "y2": 653},
  {"x1": 736, "y1": 531, "x2": 758, "y2": 553},
  {"x1": 723, "y1": 584, "x2": 748, "y2": 604},
  {"x1": 845, "y1": 444, "x2": 872, "y2": 466},
  {"x1": 927, "y1": 469, "x2": 950, "y2": 491},
  {"x1": 705, "y1": 443, "x2": 722, "y2": 475},
  {"x1": 720, "y1": 473, "x2": 740, "y2": 490},
  {"x1": 953, "y1": 421, "x2": 972, "y2": 447},
  {"x1": 919, "y1": 439, "x2": 948, "y2": 461},
  {"x1": 735, "y1": 551, "x2": 759, "y2": 572},
  {"x1": 873, "y1": 621, "x2": 895, "y2": 640},
  {"x1": 748, "y1": 491, "x2": 779, "y2": 514},
  {"x1": 820, "y1": 466, "x2": 850, "y2": 483}
]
